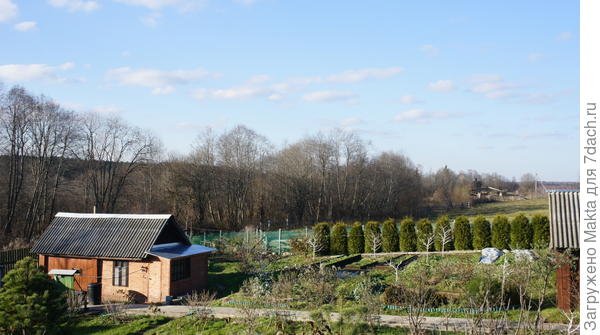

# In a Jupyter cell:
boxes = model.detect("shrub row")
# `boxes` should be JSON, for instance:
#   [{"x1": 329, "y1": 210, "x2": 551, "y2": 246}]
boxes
[{"x1": 311, "y1": 214, "x2": 550, "y2": 255}]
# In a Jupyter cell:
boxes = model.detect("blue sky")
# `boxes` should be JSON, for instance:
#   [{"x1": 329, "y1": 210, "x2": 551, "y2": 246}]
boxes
[{"x1": 0, "y1": 0, "x2": 579, "y2": 181}]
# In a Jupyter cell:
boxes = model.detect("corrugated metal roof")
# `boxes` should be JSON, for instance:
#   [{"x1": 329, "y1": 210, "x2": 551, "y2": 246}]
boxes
[
  {"x1": 148, "y1": 243, "x2": 215, "y2": 259},
  {"x1": 548, "y1": 192, "x2": 580, "y2": 249},
  {"x1": 31, "y1": 212, "x2": 188, "y2": 260}
]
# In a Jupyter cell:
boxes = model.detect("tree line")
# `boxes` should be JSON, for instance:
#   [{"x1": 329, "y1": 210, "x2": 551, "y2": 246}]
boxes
[
  {"x1": 1, "y1": 84, "x2": 532, "y2": 245},
  {"x1": 303, "y1": 214, "x2": 550, "y2": 257}
]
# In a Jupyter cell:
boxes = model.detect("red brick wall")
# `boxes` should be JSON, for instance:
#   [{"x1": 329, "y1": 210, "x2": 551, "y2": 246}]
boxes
[
  {"x1": 101, "y1": 258, "x2": 160, "y2": 303},
  {"x1": 168, "y1": 254, "x2": 209, "y2": 297}
]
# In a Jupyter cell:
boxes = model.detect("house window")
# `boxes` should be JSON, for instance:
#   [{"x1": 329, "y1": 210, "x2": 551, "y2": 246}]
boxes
[
  {"x1": 171, "y1": 258, "x2": 191, "y2": 281},
  {"x1": 113, "y1": 261, "x2": 128, "y2": 287}
]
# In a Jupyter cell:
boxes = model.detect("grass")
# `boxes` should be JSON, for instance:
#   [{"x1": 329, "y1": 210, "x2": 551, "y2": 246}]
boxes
[
  {"x1": 207, "y1": 259, "x2": 249, "y2": 297},
  {"x1": 67, "y1": 314, "x2": 427, "y2": 335},
  {"x1": 446, "y1": 198, "x2": 548, "y2": 220},
  {"x1": 66, "y1": 315, "x2": 171, "y2": 335}
]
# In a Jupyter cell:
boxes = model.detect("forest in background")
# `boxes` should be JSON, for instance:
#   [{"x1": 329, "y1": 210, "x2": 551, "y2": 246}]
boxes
[{"x1": 0, "y1": 84, "x2": 542, "y2": 246}]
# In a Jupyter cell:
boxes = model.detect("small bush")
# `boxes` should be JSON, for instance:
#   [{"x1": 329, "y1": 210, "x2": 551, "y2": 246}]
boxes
[
  {"x1": 330, "y1": 222, "x2": 348, "y2": 255},
  {"x1": 313, "y1": 222, "x2": 330, "y2": 255},
  {"x1": 399, "y1": 217, "x2": 417, "y2": 251},
  {"x1": 382, "y1": 285, "x2": 407, "y2": 305},
  {"x1": 531, "y1": 214, "x2": 550, "y2": 249},
  {"x1": 453, "y1": 216, "x2": 472, "y2": 250},
  {"x1": 364, "y1": 221, "x2": 381, "y2": 253},
  {"x1": 348, "y1": 222, "x2": 365, "y2": 254},
  {"x1": 463, "y1": 276, "x2": 503, "y2": 306},
  {"x1": 511, "y1": 214, "x2": 533, "y2": 249},
  {"x1": 290, "y1": 237, "x2": 310, "y2": 255},
  {"x1": 472, "y1": 216, "x2": 492, "y2": 249},
  {"x1": 491, "y1": 215, "x2": 511, "y2": 250},
  {"x1": 416, "y1": 219, "x2": 435, "y2": 251},
  {"x1": 381, "y1": 219, "x2": 399, "y2": 252},
  {"x1": 434, "y1": 215, "x2": 454, "y2": 251}
]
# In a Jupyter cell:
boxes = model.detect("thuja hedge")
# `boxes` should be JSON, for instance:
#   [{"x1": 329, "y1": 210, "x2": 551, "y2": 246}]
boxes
[
  {"x1": 453, "y1": 216, "x2": 472, "y2": 250},
  {"x1": 510, "y1": 214, "x2": 533, "y2": 249},
  {"x1": 310, "y1": 213, "x2": 550, "y2": 256},
  {"x1": 472, "y1": 216, "x2": 492, "y2": 249},
  {"x1": 492, "y1": 215, "x2": 511, "y2": 250},
  {"x1": 416, "y1": 219, "x2": 434, "y2": 251},
  {"x1": 348, "y1": 222, "x2": 364, "y2": 254},
  {"x1": 364, "y1": 221, "x2": 382, "y2": 253},
  {"x1": 382, "y1": 219, "x2": 399, "y2": 252},
  {"x1": 313, "y1": 222, "x2": 330, "y2": 256},
  {"x1": 330, "y1": 222, "x2": 348, "y2": 255},
  {"x1": 399, "y1": 217, "x2": 417, "y2": 251}
]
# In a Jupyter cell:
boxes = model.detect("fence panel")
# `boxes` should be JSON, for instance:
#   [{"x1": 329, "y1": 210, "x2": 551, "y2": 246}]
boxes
[
  {"x1": 191, "y1": 228, "x2": 310, "y2": 253},
  {"x1": 0, "y1": 248, "x2": 37, "y2": 281}
]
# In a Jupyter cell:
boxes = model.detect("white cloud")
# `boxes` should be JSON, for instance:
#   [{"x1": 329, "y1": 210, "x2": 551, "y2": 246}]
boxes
[
  {"x1": 107, "y1": 66, "x2": 217, "y2": 93},
  {"x1": 428, "y1": 79, "x2": 455, "y2": 92},
  {"x1": 325, "y1": 67, "x2": 403, "y2": 83},
  {"x1": 267, "y1": 93, "x2": 283, "y2": 101},
  {"x1": 399, "y1": 94, "x2": 420, "y2": 104},
  {"x1": 140, "y1": 12, "x2": 161, "y2": 26},
  {"x1": 528, "y1": 52, "x2": 543, "y2": 62},
  {"x1": 192, "y1": 87, "x2": 273, "y2": 101},
  {"x1": 469, "y1": 75, "x2": 517, "y2": 100},
  {"x1": 211, "y1": 86, "x2": 270, "y2": 100},
  {"x1": 115, "y1": 0, "x2": 207, "y2": 12},
  {"x1": 0, "y1": 62, "x2": 75, "y2": 83},
  {"x1": 420, "y1": 44, "x2": 439, "y2": 57},
  {"x1": 48, "y1": 0, "x2": 100, "y2": 12},
  {"x1": 152, "y1": 86, "x2": 175, "y2": 95},
  {"x1": 393, "y1": 109, "x2": 448, "y2": 123},
  {"x1": 302, "y1": 90, "x2": 358, "y2": 103},
  {"x1": 0, "y1": 0, "x2": 17, "y2": 22},
  {"x1": 13, "y1": 21, "x2": 37, "y2": 32},
  {"x1": 246, "y1": 74, "x2": 270, "y2": 84},
  {"x1": 556, "y1": 31, "x2": 572, "y2": 41}
]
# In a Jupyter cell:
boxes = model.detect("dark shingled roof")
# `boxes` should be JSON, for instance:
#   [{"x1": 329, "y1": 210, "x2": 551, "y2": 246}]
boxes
[
  {"x1": 548, "y1": 192, "x2": 580, "y2": 249},
  {"x1": 31, "y1": 213, "x2": 190, "y2": 260}
]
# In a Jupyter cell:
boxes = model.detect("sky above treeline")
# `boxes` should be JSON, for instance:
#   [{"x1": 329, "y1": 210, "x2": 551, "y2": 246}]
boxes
[{"x1": 0, "y1": 1, "x2": 578, "y2": 181}]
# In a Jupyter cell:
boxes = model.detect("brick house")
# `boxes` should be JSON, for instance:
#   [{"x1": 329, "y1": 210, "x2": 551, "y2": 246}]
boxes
[{"x1": 31, "y1": 213, "x2": 215, "y2": 304}]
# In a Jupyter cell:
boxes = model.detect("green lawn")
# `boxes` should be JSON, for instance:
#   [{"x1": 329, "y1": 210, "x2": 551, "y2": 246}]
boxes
[
  {"x1": 67, "y1": 315, "x2": 419, "y2": 335},
  {"x1": 446, "y1": 198, "x2": 548, "y2": 220}
]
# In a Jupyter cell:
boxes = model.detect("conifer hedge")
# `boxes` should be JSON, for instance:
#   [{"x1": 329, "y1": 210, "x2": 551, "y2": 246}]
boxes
[
  {"x1": 348, "y1": 222, "x2": 365, "y2": 254},
  {"x1": 313, "y1": 222, "x2": 330, "y2": 255},
  {"x1": 330, "y1": 222, "x2": 348, "y2": 255},
  {"x1": 510, "y1": 214, "x2": 533, "y2": 249},
  {"x1": 416, "y1": 218, "x2": 434, "y2": 251},
  {"x1": 453, "y1": 216, "x2": 473, "y2": 250},
  {"x1": 531, "y1": 214, "x2": 550, "y2": 249},
  {"x1": 434, "y1": 215, "x2": 454, "y2": 251},
  {"x1": 364, "y1": 221, "x2": 382, "y2": 253},
  {"x1": 491, "y1": 215, "x2": 511, "y2": 250},
  {"x1": 382, "y1": 219, "x2": 399, "y2": 252},
  {"x1": 472, "y1": 215, "x2": 492, "y2": 249},
  {"x1": 399, "y1": 217, "x2": 417, "y2": 251}
]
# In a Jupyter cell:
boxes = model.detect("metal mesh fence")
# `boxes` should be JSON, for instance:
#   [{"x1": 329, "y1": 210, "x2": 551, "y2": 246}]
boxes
[{"x1": 190, "y1": 228, "x2": 310, "y2": 253}]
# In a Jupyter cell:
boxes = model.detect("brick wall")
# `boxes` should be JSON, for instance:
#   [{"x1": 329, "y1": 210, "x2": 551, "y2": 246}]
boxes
[
  {"x1": 168, "y1": 254, "x2": 209, "y2": 297},
  {"x1": 100, "y1": 258, "x2": 161, "y2": 303}
]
